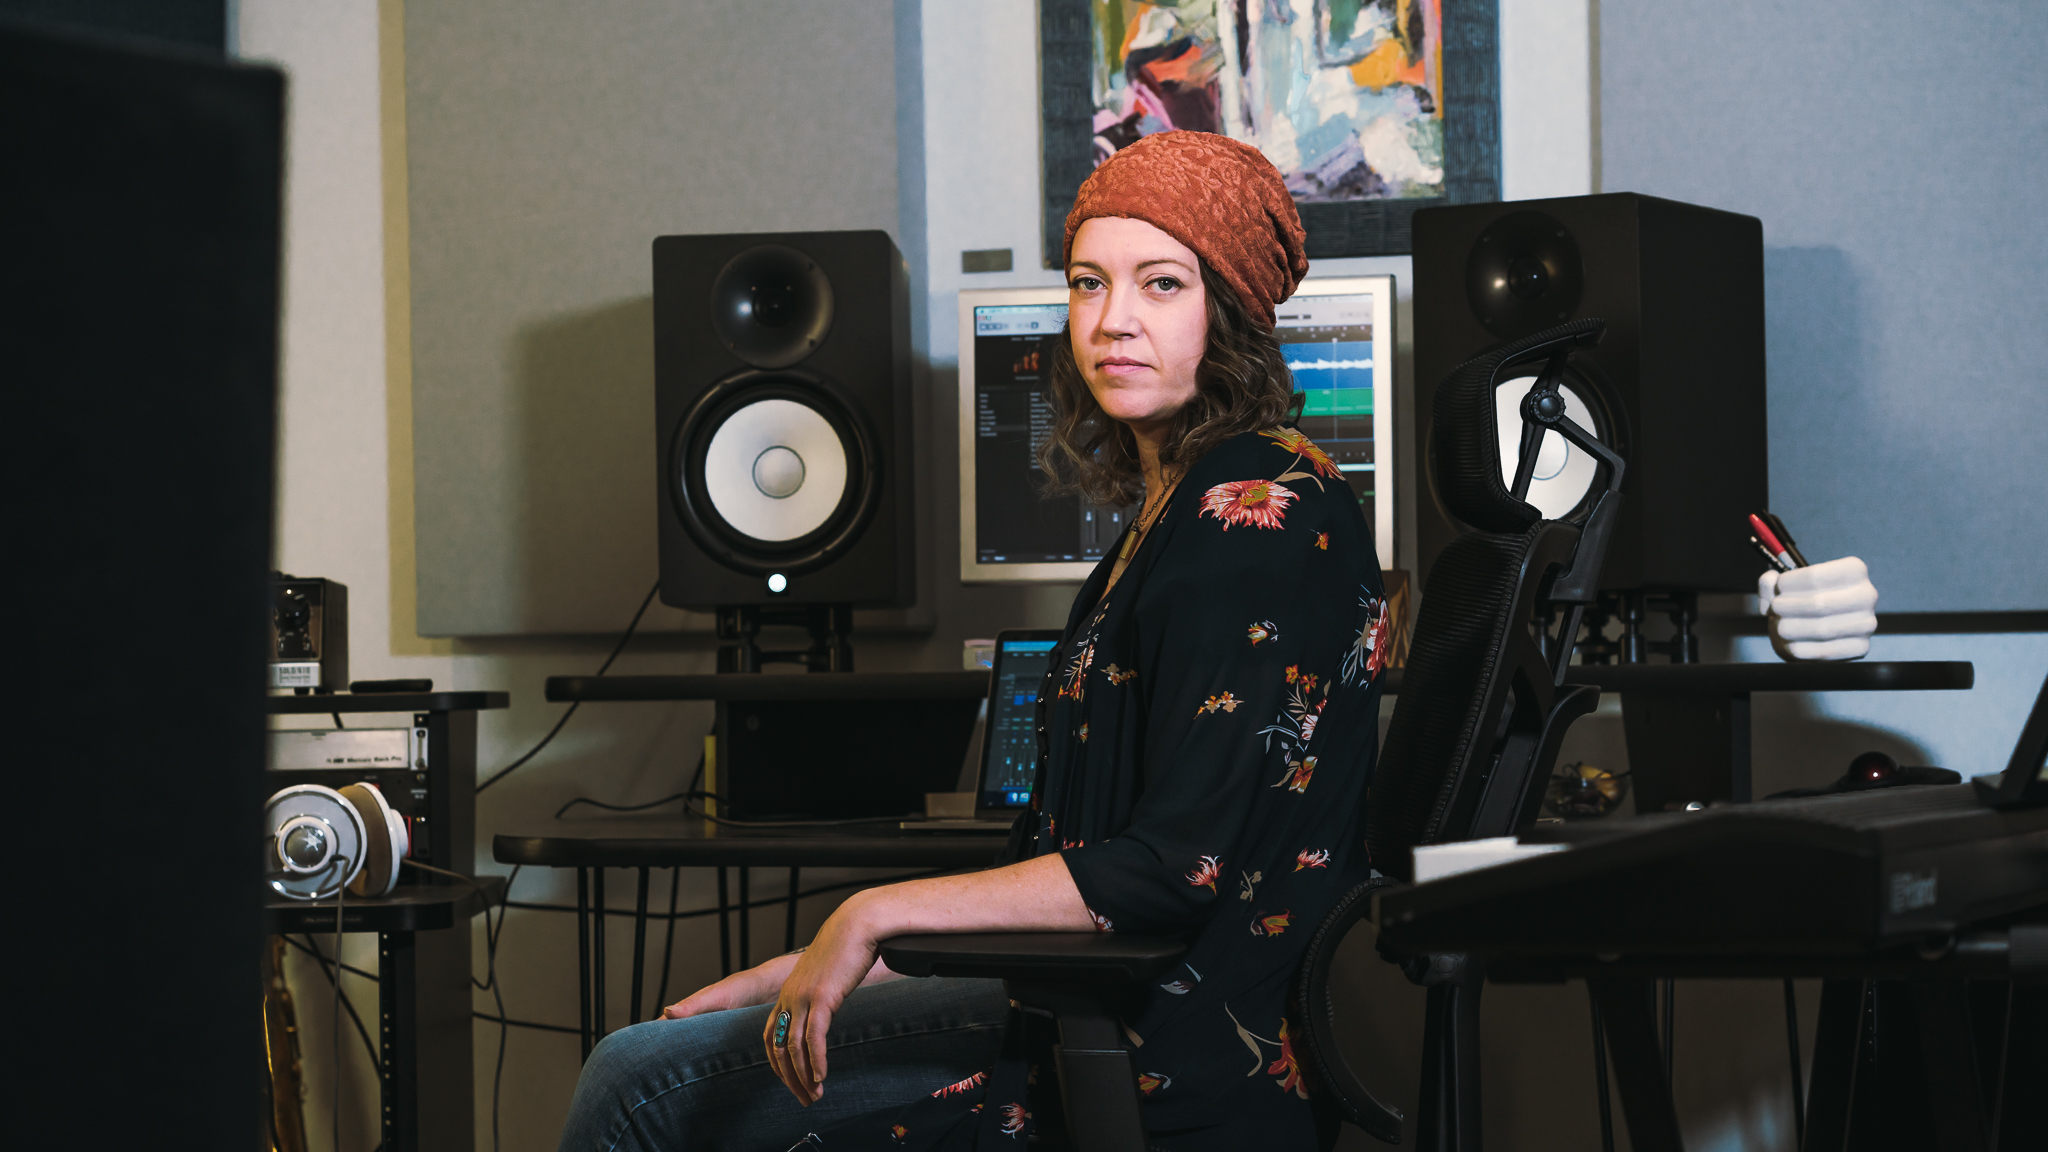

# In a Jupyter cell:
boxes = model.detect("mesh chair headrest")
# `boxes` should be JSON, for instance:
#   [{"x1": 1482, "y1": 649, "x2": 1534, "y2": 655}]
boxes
[{"x1": 1431, "y1": 318, "x2": 1607, "y2": 533}]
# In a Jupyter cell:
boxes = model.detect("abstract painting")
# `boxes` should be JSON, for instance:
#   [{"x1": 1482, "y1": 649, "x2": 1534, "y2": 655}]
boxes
[{"x1": 1040, "y1": 0, "x2": 1499, "y2": 260}]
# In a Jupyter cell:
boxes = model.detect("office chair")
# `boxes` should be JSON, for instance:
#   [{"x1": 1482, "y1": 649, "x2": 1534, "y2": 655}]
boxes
[{"x1": 884, "y1": 319, "x2": 1626, "y2": 1152}]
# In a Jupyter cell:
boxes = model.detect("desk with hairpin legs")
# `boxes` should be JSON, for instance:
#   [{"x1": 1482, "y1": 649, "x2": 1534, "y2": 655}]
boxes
[{"x1": 493, "y1": 819, "x2": 1010, "y2": 1061}]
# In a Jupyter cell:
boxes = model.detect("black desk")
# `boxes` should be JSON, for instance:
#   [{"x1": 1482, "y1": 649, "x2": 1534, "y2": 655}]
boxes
[
  {"x1": 1567, "y1": 661, "x2": 1974, "y2": 810},
  {"x1": 1375, "y1": 788, "x2": 2048, "y2": 1151},
  {"x1": 494, "y1": 817, "x2": 1009, "y2": 1058},
  {"x1": 269, "y1": 690, "x2": 506, "y2": 1152}
]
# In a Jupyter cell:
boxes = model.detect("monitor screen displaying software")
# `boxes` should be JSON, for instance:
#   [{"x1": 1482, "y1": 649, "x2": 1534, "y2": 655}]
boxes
[{"x1": 957, "y1": 277, "x2": 1396, "y2": 583}]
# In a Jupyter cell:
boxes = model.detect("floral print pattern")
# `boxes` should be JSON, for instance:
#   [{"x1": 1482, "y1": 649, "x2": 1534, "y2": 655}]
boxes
[
  {"x1": 933, "y1": 1072, "x2": 985, "y2": 1099},
  {"x1": 793, "y1": 430, "x2": 1385, "y2": 1151},
  {"x1": 1057, "y1": 638, "x2": 1095, "y2": 701},
  {"x1": 1273, "y1": 755, "x2": 1317, "y2": 794},
  {"x1": 1266, "y1": 1021, "x2": 1308, "y2": 1099},
  {"x1": 1199, "y1": 479, "x2": 1296, "y2": 530},
  {"x1": 1343, "y1": 588, "x2": 1393, "y2": 686},
  {"x1": 1250, "y1": 910, "x2": 1292, "y2": 936},
  {"x1": 1260, "y1": 427, "x2": 1344, "y2": 482}
]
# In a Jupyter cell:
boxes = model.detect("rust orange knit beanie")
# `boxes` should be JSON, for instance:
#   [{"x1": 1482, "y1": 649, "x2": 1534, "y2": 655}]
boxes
[{"x1": 1063, "y1": 131, "x2": 1309, "y2": 331}]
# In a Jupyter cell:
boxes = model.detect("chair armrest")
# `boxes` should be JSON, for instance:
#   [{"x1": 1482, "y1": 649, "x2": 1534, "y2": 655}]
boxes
[{"x1": 880, "y1": 932, "x2": 1188, "y2": 984}]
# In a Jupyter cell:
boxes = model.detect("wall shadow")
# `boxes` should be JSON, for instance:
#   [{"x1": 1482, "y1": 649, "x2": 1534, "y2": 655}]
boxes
[{"x1": 510, "y1": 296, "x2": 673, "y2": 634}]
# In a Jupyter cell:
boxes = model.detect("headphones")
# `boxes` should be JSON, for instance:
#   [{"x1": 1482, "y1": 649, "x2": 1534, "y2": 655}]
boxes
[{"x1": 264, "y1": 782, "x2": 410, "y2": 900}]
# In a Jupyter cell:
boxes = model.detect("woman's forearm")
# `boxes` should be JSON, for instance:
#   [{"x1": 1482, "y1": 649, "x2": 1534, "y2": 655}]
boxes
[{"x1": 841, "y1": 853, "x2": 1094, "y2": 950}]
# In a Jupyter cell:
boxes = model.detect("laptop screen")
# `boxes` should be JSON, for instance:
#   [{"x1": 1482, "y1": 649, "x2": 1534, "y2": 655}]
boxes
[{"x1": 978, "y1": 634, "x2": 1060, "y2": 810}]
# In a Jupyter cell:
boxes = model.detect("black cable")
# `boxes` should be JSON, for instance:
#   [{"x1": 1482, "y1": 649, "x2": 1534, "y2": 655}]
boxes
[
  {"x1": 682, "y1": 796, "x2": 908, "y2": 829},
  {"x1": 289, "y1": 935, "x2": 382, "y2": 1076},
  {"x1": 558, "y1": 750, "x2": 910, "y2": 830},
  {"x1": 1589, "y1": 988, "x2": 1614, "y2": 1152},
  {"x1": 395, "y1": 857, "x2": 518, "y2": 1152},
  {"x1": 653, "y1": 866, "x2": 680, "y2": 1016},
  {"x1": 1783, "y1": 978, "x2": 1805, "y2": 1148},
  {"x1": 1662, "y1": 979, "x2": 1676, "y2": 1089},
  {"x1": 476, "y1": 580, "x2": 660, "y2": 794},
  {"x1": 473, "y1": 1011, "x2": 583, "y2": 1036},
  {"x1": 331, "y1": 867, "x2": 346, "y2": 1152},
  {"x1": 483, "y1": 866, "x2": 519, "y2": 1152},
  {"x1": 553, "y1": 790, "x2": 712, "y2": 820},
  {"x1": 285, "y1": 935, "x2": 380, "y2": 983}
]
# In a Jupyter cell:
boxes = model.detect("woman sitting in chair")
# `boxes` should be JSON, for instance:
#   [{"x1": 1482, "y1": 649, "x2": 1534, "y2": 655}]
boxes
[{"x1": 560, "y1": 131, "x2": 1393, "y2": 1152}]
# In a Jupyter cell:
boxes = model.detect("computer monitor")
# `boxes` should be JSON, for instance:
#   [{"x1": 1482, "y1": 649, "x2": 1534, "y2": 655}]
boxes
[{"x1": 958, "y1": 276, "x2": 1397, "y2": 583}]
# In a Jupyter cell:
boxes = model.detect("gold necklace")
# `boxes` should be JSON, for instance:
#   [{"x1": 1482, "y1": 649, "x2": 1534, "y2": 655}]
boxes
[{"x1": 1117, "y1": 470, "x2": 1181, "y2": 563}]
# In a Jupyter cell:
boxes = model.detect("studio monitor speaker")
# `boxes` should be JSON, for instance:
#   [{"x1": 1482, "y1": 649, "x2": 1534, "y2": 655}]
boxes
[
  {"x1": 655, "y1": 230, "x2": 913, "y2": 609},
  {"x1": 1412, "y1": 193, "x2": 1768, "y2": 593}
]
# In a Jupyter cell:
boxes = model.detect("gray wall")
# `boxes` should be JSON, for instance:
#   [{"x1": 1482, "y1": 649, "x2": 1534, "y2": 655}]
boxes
[
  {"x1": 407, "y1": 0, "x2": 904, "y2": 635},
  {"x1": 1600, "y1": 0, "x2": 2048, "y2": 613}
]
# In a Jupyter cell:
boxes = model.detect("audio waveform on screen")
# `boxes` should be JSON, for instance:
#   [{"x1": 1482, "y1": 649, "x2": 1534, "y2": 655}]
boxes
[
  {"x1": 1282, "y1": 339, "x2": 1374, "y2": 391},
  {"x1": 1284, "y1": 357, "x2": 1373, "y2": 371}
]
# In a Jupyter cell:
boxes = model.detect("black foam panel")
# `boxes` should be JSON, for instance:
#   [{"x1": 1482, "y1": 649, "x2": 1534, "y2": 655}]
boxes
[{"x1": 2, "y1": 22, "x2": 281, "y2": 1146}]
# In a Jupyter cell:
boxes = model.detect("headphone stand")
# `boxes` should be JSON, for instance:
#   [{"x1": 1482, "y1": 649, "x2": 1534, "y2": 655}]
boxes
[{"x1": 715, "y1": 603, "x2": 854, "y2": 672}]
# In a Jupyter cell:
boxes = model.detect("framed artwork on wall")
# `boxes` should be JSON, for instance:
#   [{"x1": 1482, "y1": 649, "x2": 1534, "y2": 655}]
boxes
[{"x1": 1040, "y1": 0, "x2": 1500, "y2": 263}]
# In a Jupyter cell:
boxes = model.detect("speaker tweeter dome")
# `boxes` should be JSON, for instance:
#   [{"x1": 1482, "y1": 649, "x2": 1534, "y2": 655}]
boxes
[
  {"x1": 711, "y1": 244, "x2": 835, "y2": 370},
  {"x1": 1465, "y1": 210, "x2": 1585, "y2": 339}
]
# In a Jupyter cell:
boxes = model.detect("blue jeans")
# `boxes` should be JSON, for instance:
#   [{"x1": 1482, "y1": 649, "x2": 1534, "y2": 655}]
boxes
[{"x1": 557, "y1": 977, "x2": 1010, "y2": 1152}]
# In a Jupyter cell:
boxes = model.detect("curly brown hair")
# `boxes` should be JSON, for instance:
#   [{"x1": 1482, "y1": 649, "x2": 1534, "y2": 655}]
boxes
[{"x1": 1034, "y1": 264, "x2": 1299, "y2": 506}]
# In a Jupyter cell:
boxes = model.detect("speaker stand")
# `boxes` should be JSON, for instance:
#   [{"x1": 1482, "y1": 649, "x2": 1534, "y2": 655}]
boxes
[
  {"x1": 715, "y1": 604, "x2": 854, "y2": 672},
  {"x1": 1572, "y1": 590, "x2": 1700, "y2": 667}
]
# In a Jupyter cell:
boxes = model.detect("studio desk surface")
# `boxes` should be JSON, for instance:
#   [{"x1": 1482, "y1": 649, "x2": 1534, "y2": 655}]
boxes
[{"x1": 494, "y1": 816, "x2": 1011, "y2": 870}]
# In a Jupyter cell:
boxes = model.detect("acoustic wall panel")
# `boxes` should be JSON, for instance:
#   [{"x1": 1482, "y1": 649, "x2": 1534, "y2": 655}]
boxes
[
  {"x1": 1600, "y1": 0, "x2": 2048, "y2": 612},
  {"x1": 406, "y1": 0, "x2": 902, "y2": 634}
]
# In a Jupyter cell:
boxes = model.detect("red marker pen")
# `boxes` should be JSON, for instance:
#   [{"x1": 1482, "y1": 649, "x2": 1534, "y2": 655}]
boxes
[{"x1": 1748, "y1": 513, "x2": 1799, "y2": 570}]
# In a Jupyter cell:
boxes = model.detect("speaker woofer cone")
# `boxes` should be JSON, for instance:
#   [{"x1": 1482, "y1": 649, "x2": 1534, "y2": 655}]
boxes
[
  {"x1": 1426, "y1": 351, "x2": 1630, "y2": 530},
  {"x1": 710, "y1": 244, "x2": 835, "y2": 370},
  {"x1": 669, "y1": 369, "x2": 881, "y2": 576},
  {"x1": 1490, "y1": 360, "x2": 1627, "y2": 523}
]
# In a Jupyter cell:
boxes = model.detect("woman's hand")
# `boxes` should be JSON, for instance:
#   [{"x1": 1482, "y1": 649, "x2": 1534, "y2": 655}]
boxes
[
  {"x1": 762, "y1": 890, "x2": 885, "y2": 1105},
  {"x1": 749, "y1": 854, "x2": 1093, "y2": 1104},
  {"x1": 661, "y1": 952, "x2": 798, "y2": 1020}
]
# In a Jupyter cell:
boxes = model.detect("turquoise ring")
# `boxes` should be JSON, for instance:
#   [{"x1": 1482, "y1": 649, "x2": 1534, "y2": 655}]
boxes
[{"x1": 772, "y1": 1008, "x2": 791, "y2": 1049}]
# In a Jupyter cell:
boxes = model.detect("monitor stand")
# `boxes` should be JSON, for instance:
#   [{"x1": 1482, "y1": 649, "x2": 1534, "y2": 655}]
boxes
[{"x1": 716, "y1": 603, "x2": 853, "y2": 672}]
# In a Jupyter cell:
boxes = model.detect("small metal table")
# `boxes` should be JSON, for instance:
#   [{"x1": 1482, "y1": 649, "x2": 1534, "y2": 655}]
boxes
[
  {"x1": 268, "y1": 689, "x2": 507, "y2": 1152},
  {"x1": 266, "y1": 879, "x2": 505, "y2": 1152},
  {"x1": 494, "y1": 817, "x2": 1010, "y2": 1058}
]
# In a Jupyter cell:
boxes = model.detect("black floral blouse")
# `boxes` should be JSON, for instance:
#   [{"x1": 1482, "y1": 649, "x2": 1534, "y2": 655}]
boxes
[{"x1": 795, "y1": 428, "x2": 1392, "y2": 1151}]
